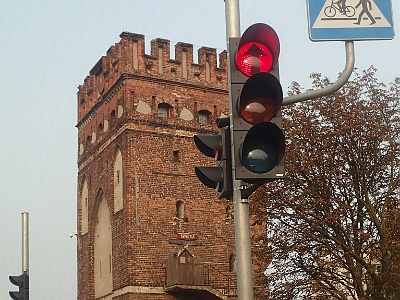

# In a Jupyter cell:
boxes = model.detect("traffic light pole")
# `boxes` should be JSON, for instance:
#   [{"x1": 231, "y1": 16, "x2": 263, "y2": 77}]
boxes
[
  {"x1": 22, "y1": 212, "x2": 29, "y2": 275},
  {"x1": 225, "y1": 1, "x2": 254, "y2": 300},
  {"x1": 9, "y1": 212, "x2": 29, "y2": 300}
]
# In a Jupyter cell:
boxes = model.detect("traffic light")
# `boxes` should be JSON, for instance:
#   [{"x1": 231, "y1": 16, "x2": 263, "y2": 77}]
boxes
[
  {"x1": 9, "y1": 273, "x2": 29, "y2": 300},
  {"x1": 229, "y1": 23, "x2": 285, "y2": 183},
  {"x1": 194, "y1": 118, "x2": 233, "y2": 199}
]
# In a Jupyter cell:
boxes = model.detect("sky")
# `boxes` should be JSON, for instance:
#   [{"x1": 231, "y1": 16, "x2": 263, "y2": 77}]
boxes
[{"x1": 0, "y1": 1, "x2": 398, "y2": 299}]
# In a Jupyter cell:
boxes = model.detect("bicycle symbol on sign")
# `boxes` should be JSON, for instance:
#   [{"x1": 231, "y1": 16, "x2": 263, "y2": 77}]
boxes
[{"x1": 324, "y1": 0, "x2": 356, "y2": 17}]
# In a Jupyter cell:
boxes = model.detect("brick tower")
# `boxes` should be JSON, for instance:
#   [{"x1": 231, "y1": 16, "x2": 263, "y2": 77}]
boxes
[{"x1": 76, "y1": 32, "x2": 238, "y2": 300}]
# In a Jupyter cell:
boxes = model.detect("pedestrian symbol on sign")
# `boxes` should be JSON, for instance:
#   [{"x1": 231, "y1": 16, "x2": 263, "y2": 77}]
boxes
[{"x1": 354, "y1": 0, "x2": 376, "y2": 25}]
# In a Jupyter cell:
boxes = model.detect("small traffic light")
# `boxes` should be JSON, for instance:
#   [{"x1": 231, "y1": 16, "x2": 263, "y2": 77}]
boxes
[
  {"x1": 229, "y1": 23, "x2": 285, "y2": 183},
  {"x1": 194, "y1": 118, "x2": 233, "y2": 199},
  {"x1": 9, "y1": 273, "x2": 29, "y2": 300}
]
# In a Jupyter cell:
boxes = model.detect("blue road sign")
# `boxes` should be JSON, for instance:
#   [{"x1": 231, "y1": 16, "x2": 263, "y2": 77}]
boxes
[{"x1": 307, "y1": 0, "x2": 395, "y2": 41}]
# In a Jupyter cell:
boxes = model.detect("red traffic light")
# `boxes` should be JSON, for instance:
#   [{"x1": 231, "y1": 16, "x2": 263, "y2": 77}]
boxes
[
  {"x1": 238, "y1": 72, "x2": 283, "y2": 125},
  {"x1": 235, "y1": 23, "x2": 280, "y2": 77}
]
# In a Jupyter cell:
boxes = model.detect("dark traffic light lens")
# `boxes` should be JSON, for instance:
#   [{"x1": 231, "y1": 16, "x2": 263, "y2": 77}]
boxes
[
  {"x1": 238, "y1": 72, "x2": 283, "y2": 125},
  {"x1": 242, "y1": 145, "x2": 278, "y2": 173},
  {"x1": 241, "y1": 96, "x2": 276, "y2": 124},
  {"x1": 236, "y1": 42, "x2": 273, "y2": 76},
  {"x1": 240, "y1": 122, "x2": 285, "y2": 174}
]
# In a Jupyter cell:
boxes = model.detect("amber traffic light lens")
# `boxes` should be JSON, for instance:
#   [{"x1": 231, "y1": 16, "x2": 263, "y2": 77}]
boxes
[{"x1": 237, "y1": 72, "x2": 283, "y2": 125}]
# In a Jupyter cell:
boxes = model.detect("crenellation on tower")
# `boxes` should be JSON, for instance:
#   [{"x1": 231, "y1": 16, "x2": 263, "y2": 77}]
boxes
[
  {"x1": 150, "y1": 38, "x2": 171, "y2": 76},
  {"x1": 76, "y1": 32, "x2": 229, "y2": 166},
  {"x1": 78, "y1": 32, "x2": 228, "y2": 123}
]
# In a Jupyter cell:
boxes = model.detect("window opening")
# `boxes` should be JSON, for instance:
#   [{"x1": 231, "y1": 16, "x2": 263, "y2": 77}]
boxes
[
  {"x1": 176, "y1": 201, "x2": 185, "y2": 219},
  {"x1": 173, "y1": 150, "x2": 180, "y2": 162},
  {"x1": 158, "y1": 103, "x2": 172, "y2": 119},
  {"x1": 198, "y1": 110, "x2": 211, "y2": 125}
]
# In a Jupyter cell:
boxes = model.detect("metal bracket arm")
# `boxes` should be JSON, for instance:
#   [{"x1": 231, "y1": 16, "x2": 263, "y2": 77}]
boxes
[{"x1": 282, "y1": 41, "x2": 355, "y2": 106}]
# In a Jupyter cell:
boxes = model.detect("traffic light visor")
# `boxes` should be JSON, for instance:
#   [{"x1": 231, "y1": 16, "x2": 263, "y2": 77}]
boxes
[
  {"x1": 236, "y1": 23, "x2": 280, "y2": 76},
  {"x1": 9, "y1": 275, "x2": 24, "y2": 288},
  {"x1": 240, "y1": 122, "x2": 285, "y2": 173},
  {"x1": 9, "y1": 274, "x2": 28, "y2": 300},
  {"x1": 238, "y1": 72, "x2": 283, "y2": 125},
  {"x1": 195, "y1": 166, "x2": 223, "y2": 189},
  {"x1": 194, "y1": 135, "x2": 221, "y2": 159}
]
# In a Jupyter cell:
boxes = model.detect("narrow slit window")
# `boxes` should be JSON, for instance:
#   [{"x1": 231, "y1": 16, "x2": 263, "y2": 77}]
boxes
[
  {"x1": 176, "y1": 201, "x2": 185, "y2": 219},
  {"x1": 173, "y1": 150, "x2": 180, "y2": 162}
]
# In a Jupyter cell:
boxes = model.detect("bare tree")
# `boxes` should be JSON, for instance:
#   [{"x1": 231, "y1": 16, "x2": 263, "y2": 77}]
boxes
[{"x1": 251, "y1": 67, "x2": 400, "y2": 299}]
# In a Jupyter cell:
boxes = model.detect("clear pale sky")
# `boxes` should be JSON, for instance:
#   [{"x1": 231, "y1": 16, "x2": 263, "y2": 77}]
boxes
[{"x1": 0, "y1": 1, "x2": 398, "y2": 299}]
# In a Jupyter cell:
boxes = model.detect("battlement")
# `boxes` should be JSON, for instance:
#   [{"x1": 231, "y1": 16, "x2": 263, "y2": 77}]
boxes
[
  {"x1": 77, "y1": 32, "x2": 228, "y2": 123},
  {"x1": 76, "y1": 32, "x2": 229, "y2": 161}
]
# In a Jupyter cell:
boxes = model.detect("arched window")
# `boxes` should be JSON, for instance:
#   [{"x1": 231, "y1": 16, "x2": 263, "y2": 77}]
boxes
[
  {"x1": 110, "y1": 110, "x2": 116, "y2": 121},
  {"x1": 198, "y1": 110, "x2": 211, "y2": 125},
  {"x1": 158, "y1": 103, "x2": 172, "y2": 119},
  {"x1": 176, "y1": 201, "x2": 185, "y2": 219}
]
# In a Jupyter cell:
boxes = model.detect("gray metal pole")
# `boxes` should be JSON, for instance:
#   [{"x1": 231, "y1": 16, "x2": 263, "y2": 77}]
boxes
[
  {"x1": 224, "y1": 1, "x2": 254, "y2": 299},
  {"x1": 225, "y1": 0, "x2": 240, "y2": 38},
  {"x1": 22, "y1": 212, "x2": 29, "y2": 274}
]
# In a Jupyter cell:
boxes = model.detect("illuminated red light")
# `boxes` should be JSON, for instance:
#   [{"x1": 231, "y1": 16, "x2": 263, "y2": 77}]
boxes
[
  {"x1": 236, "y1": 42, "x2": 274, "y2": 77},
  {"x1": 235, "y1": 23, "x2": 280, "y2": 77}
]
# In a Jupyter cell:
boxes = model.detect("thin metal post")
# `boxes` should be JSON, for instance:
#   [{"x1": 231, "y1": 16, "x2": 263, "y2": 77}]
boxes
[
  {"x1": 225, "y1": 1, "x2": 254, "y2": 299},
  {"x1": 225, "y1": 0, "x2": 241, "y2": 38},
  {"x1": 22, "y1": 212, "x2": 29, "y2": 274}
]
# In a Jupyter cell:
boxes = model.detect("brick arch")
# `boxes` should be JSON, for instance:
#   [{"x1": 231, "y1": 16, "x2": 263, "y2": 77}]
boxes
[
  {"x1": 197, "y1": 104, "x2": 215, "y2": 114},
  {"x1": 155, "y1": 97, "x2": 176, "y2": 107}
]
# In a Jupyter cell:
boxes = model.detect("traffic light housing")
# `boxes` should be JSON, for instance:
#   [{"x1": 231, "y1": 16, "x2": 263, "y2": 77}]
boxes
[
  {"x1": 229, "y1": 23, "x2": 285, "y2": 183},
  {"x1": 9, "y1": 273, "x2": 29, "y2": 300},
  {"x1": 194, "y1": 118, "x2": 233, "y2": 199}
]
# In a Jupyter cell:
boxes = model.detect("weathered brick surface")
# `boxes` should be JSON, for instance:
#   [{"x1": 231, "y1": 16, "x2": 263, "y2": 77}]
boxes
[{"x1": 76, "y1": 32, "x2": 239, "y2": 300}]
